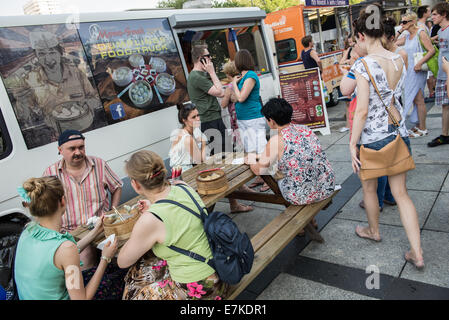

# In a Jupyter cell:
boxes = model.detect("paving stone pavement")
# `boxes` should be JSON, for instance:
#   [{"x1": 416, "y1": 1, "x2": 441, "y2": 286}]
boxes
[{"x1": 231, "y1": 101, "x2": 449, "y2": 300}]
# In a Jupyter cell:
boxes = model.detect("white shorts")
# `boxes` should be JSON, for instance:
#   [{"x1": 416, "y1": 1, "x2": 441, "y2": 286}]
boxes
[{"x1": 237, "y1": 117, "x2": 268, "y2": 153}]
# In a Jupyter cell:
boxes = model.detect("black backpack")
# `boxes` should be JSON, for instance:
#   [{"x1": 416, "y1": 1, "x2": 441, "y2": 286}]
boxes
[{"x1": 155, "y1": 184, "x2": 254, "y2": 285}]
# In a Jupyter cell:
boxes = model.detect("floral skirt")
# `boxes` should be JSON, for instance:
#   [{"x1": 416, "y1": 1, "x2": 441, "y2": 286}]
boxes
[{"x1": 122, "y1": 252, "x2": 228, "y2": 300}]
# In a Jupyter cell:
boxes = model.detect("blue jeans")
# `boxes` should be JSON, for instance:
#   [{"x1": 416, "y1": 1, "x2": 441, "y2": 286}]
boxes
[
  {"x1": 361, "y1": 125, "x2": 412, "y2": 154},
  {"x1": 377, "y1": 176, "x2": 395, "y2": 208}
]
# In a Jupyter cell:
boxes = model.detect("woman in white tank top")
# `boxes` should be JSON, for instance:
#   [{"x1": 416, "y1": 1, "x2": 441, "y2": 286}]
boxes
[{"x1": 350, "y1": 11, "x2": 424, "y2": 270}]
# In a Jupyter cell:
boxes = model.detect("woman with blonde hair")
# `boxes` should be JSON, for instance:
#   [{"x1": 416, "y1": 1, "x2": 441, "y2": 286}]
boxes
[
  {"x1": 396, "y1": 11, "x2": 435, "y2": 138},
  {"x1": 14, "y1": 176, "x2": 118, "y2": 299},
  {"x1": 118, "y1": 150, "x2": 228, "y2": 300},
  {"x1": 221, "y1": 60, "x2": 242, "y2": 150}
]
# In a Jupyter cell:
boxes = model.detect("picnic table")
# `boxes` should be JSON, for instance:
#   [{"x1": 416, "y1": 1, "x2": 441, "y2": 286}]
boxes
[
  {"x1": 70, "y1": 152, "x2": 255, "y2": 247},
  {"x1": 71, "y1": 152, "x2": 337, "y2": 299}
]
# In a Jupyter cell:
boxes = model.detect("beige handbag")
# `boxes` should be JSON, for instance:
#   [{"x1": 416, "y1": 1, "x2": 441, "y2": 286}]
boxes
[{"x1": 358, "y1": 59, "x2": 415, "y2": 181}]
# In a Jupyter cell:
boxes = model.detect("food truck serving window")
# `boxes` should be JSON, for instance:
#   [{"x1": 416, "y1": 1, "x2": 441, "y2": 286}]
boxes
[
  {"x1": 275, "y1": 39, "x2": 297, "y2": 63},
  {"x1": 0, "y1": 108, "x2": 12, "y2": 160},
  {"x1": 177, "y1": 23, "x2": 271, "y2": 79}
]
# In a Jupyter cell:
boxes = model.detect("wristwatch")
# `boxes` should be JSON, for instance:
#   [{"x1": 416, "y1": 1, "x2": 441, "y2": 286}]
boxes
[{"x1": 101, "y1": 255, "x2": 111, "y2": 264}]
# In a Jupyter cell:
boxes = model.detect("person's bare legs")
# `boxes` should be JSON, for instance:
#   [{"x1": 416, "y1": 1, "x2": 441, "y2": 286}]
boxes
[
  {"x1": 229, "y1": 198, "x2": 253, "y2": 213},
  {"x1": 442, "y1": 104, "x2": 449, "y2": 136},
  {"x1": 388, "y1": 173, "x2": 423, "y2": 263},
  {"x1": 414, "y1": 90, "x2": 427, "y2": 132},
  {"x1": 357, "y1": 178, "x2": 381, "y2": 241}
]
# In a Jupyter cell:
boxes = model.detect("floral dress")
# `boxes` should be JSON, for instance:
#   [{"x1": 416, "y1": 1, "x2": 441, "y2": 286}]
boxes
[
  {"x1": 277, "y1": 124, "x2": 335, "y2": 205},
  {"x1": 122, "y1": 252, "x2": 227, "y2": 300}
]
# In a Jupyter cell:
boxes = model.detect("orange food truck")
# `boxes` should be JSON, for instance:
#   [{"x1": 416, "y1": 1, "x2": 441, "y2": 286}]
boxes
[{"x1": 265, "y1": 4, "x2": 350, "y2": 107}]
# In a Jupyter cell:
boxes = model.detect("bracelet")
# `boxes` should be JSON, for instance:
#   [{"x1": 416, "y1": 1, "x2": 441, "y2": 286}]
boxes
[
  {"x1": 101, "y1": 255, "x2": 111, "y2": 264},
  {"x1": 398, "y1": 30, "x2": 402, "y2": 34}
]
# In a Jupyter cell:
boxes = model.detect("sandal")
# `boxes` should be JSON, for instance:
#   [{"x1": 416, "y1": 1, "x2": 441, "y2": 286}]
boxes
[
  {"x1": 355, "y1": 226, "x2": 381, "y2": 242},
  {"x1": 409, "y1": 128, "x2": 428, "y2": 138},
  {"x1": 230, "y1": 204, "x2": 254, "y2": 214},
  {"x1": 405, "y1": 251, "x2": 425, "y2": 270},
  {"x1": 259, "y1": 183, "x2": 270, "y2": 192},
  {"x1": 248, "y1": 180, "x2": 264, "y2": 188}
]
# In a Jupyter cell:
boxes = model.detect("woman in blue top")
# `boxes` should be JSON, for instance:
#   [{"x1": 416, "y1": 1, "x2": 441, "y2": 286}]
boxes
[
  {"x1": 14, "y1": 176, "x2": 118, "y2": 299},
  {"x1": 232, "y1": 49, "x2": 269, "y2": 191}
]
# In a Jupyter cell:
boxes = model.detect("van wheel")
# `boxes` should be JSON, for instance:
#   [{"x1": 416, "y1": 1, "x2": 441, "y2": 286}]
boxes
[{"x1": 326, "y1": 88, "x2": 340, "y2": 108}]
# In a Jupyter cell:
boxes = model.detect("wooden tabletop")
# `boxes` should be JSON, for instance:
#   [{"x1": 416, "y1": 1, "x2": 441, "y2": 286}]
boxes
[{"x1": 71, "y1": 152, "x2": 255, "y2": 244}]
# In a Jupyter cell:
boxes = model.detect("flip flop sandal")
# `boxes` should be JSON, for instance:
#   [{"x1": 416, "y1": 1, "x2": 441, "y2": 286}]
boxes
[
  {"x1": 248, "y1": 181, "x2": 264, "y2": 188},
  {"x1": 409, "y1": 128, "x2": 428, "y2": 138},
  {"x1": 355, "y1": 226, "x2": 381, "y2": 242}
]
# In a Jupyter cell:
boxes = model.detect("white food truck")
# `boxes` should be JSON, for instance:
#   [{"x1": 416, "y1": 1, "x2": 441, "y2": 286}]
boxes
[{"x1": 0, "y1": 7, "x2": 280, "y2": 271}]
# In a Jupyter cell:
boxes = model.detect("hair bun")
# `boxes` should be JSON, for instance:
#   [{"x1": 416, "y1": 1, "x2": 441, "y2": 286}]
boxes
[
  {"x1": 176, "y1": 103, "x2": 184, "y2": 111},
  {"x1": 23, "y1": 177, "x2": 46, "y2": 200}
]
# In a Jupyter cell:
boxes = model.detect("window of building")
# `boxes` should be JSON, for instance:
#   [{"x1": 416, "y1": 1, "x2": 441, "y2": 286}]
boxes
[
  {"x1": 275, "y1": 39, "x2": 298, "y2": 63},
  {"x1": 236, "y1": 27, "x2": 270, "y2": 74}
]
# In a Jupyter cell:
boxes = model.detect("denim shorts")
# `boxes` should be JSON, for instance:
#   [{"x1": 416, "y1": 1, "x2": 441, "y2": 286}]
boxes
[{"x1": 358, "y1": 125, "x2": 412, "y2": 154}]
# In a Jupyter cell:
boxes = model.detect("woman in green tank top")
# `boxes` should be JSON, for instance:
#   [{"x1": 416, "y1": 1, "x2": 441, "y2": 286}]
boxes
[
  {"x1": 14, "y1": 176, "x2": 118, "y2": 300},
  {"x1": 118, "y1": 150, "x2": 228, "y2": 300}
]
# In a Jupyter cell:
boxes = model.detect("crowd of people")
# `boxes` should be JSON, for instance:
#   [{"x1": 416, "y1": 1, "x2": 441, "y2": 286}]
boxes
[{"x1": 12, "y1": 2, "x2": 449, "y2": 300}]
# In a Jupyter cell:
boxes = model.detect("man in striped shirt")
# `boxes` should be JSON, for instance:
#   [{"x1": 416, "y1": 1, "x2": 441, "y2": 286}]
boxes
[{"x1": 43, "y1": 130, "x2": 123, "y2": 232}]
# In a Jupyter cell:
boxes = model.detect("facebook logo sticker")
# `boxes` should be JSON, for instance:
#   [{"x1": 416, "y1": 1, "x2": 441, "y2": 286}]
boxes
[{"x1": 110, "y1": 103, "x2": 125, "y2": 120}]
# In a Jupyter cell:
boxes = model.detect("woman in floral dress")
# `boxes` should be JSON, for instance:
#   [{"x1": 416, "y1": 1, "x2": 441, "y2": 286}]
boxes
[{"x1": 245, "y1": 98, "x2": 335, "y2": 222}]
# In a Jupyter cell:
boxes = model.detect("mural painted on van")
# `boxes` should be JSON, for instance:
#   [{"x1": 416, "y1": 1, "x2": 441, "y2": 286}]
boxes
[
  {"x1": 78, "y1": 18, "x2": 189, "y2": 123},
  {"x1": 0, "y1": 24, "x2": 108, "y2": 149}
]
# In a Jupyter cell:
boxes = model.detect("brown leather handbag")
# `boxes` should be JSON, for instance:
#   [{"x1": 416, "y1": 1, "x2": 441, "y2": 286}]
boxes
[{"x1": 358, "y1": 59, "x2": 415, "y2": 181}]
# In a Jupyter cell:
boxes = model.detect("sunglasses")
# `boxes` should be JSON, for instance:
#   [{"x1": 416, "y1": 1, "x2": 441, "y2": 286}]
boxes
[{"x1": 400, "y1": 20, "x2": 411, "y2": 24}]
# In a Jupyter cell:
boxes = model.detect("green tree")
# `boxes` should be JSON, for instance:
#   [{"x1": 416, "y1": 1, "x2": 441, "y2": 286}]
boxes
[
  {"x1": 157, "y1": 0, "x2": 299, "y2": 12},
  {"x1": 156, "y1": 0, "x2": 189, "y2": 9}
]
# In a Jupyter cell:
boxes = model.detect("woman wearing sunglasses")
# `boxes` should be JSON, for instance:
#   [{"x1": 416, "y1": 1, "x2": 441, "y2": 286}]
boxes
[{"x1": 396, "y1": 12, "x2": 435, "y2": 138}]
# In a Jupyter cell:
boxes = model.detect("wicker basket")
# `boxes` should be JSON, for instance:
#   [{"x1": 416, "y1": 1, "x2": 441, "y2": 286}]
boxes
[
  {"x1": 196, "y1": 168, "x2": 228, "y2": 195},
  {"x1": 104, "y1": 207, "x2": 140, "y2": 241}
]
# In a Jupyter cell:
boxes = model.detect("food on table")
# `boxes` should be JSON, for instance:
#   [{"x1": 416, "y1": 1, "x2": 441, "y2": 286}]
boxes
[
  {"x1": 112, "y1": 67, "x2": 133, "y2": 87},
  {"x1": 129, "y1": 54, "x2": 145, "y2": 68},
  {"x1": 199, "y1": 172, "x2": 221, "y2": 181},
  {"x1": 129, "y1": 80, "x2": 153, "y2": 107}
]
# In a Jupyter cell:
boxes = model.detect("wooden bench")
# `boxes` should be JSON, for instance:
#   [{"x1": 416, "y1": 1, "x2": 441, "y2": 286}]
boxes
[{"x1": 225, "y1": 189, "x2": 339, "y2": 300}]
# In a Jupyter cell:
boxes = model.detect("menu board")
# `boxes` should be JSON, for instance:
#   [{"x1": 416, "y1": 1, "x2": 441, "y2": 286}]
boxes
[{"x1": 279, "y1": 68, "x2": 329, "y2": 131}]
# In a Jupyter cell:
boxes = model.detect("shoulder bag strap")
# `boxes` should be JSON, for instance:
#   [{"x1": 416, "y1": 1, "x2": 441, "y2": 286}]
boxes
[
  {"x1": 155, "y1": 185, "x2": 214, "y2": 268},
  {"x1": 360, "y1": 58, "x2": 400, "y2": 128}
]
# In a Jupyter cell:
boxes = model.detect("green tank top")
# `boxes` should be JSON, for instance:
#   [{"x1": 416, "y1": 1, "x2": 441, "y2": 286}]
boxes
[
  {"x1": 14, "y1": 222, "x2": 77, "y2": 300},
  {"x1": 151, "y1": 185, "x2": 214, "y2": 284}
]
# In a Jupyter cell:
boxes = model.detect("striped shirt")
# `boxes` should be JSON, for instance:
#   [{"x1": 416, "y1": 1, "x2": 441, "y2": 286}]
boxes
[{"x1": 43, "y1": 156, "x2": 123, "y2": 231}]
